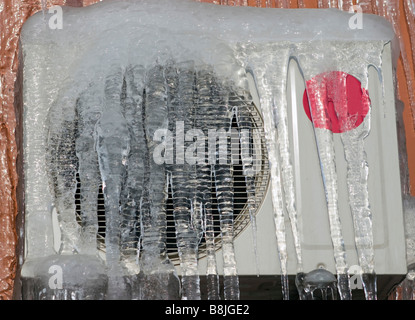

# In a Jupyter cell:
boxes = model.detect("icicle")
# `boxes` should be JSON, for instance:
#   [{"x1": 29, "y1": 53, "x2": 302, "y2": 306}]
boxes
[
  {"x1": 333, "y1": 73, "x2": 376, "y2": 300},
  {"x1": 198, "y1": 66, "x2": 240, "y2": 300},
  {"x1": 75, "y1": 83, "x2": 102, "y2": 256},
  {"x1": 187, "y1": 61, "x2": 205, "y2": 300},
  {"x1": 203, "y1": 186, "x2": 221, "y2": 300},
  {"x1": 46, "y1": 94, "x2": 81, "y2": 255},
  {"x1": 121, "y1": 65, "x2": 146, "y2": 272},
  {"x1": 140, "y1": 64, "x2": 180, "y2": 300},
  {"x1": 302, "y1": 73, "x2": 351, "y2": 300},
  {"x1": 119, "y1": 65, "x2": 147, "y2": 281},
  {"x1": 270, "y1": 54, "x2": 304, "y2": 276},
  {"x1": 95, "y1": 66, "x2": 131, "y2": 299},
  {"x1": 195, "y1": 66, "x2": 221, "y2": 300},
  {"x1": 246, "y1": 44, "x2": 291, "y2": 300},
  {"x1": 165, "y1": 61, "x2": 202, "y2": 300},
  {"x1": 312, "y1": 125, "x2": 351, "y2": 301},
  {"x1": 229, "y1": 85, "x2": 260, "y2": 277}
]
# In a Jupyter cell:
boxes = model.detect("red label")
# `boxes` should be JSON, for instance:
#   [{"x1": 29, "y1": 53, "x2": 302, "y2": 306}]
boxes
[{"x1": 303, "y1": 71, "x2": 370, "y2": 133}]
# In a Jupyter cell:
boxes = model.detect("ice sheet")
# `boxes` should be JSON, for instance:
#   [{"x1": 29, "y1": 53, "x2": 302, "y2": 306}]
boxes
[{"x1": 20, "y1": 0, "x2": 397, "y2": 300}]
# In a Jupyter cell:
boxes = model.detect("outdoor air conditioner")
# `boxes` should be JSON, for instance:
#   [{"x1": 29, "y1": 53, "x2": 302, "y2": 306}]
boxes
[{"x1": 18, "y1": 0, "x2": 407, "y2": 299}]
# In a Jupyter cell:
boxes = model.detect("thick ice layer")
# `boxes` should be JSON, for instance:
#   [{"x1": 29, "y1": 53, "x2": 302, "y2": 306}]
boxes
[
  {"x1": 20, "y1": 0, "x2": 397, "y2": 300},
  {"x1": 21, "y1": 0, "x2": 397, "y2": 46}
]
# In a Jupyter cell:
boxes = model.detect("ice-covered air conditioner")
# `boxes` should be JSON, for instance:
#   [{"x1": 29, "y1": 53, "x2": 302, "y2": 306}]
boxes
[{"x1": 18, "y1": 0, "x2": 407, "y2": 300}]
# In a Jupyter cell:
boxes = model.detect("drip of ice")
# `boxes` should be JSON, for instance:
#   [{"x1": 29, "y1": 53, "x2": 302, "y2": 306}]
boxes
[
  {"x1": 194, "y1": 67, "x2": 222, "y2": 300},
  {"x1": 313, "y1": 126, "x2": 351, "y2": 300},
  {"x1": 138, "y1": 64, "x2": 181, "y2": 300},
  {"x1": 336, "y1": 83, "x2": 377, "y2": 300},
  {"x1": 296, "y1": 46, "x2": 351, "y2": 300},
  {"x1": 242, "y1": 44, "x2": 291, "y2": 300},
  {"x1": 263, "y1": 47, "x2": 304, "y2": 276},
  {"x1": 231, "y1": 91, "x2": 260, "y2": 276},
  {"x1": 46, "y1": 93, "x2": 81, "y2": 255},
  {"x1": 273, "y1": 72, "x2": 305, "y2": 276},
  {"x1": 75, "y1": 84, "x2": 102, "y2": 256},
  {"x1": 210, "y1": 67, "x2": 240, "y2": 300},
  {"x1": 95, "y1": 66, "x2": 132, "y2": 299},
  {"x1": 165, "y1": 61, "x2": 202, "y2": 300},
  {"x1": 203, "y1": 175, "x2": 221, "y2": 300},
  {"x1": 119, "y1": 65, "x2": 146, "y2": 277},
  {"x1": 296, "y1": 268, "x2": 338, "y2": 300}
]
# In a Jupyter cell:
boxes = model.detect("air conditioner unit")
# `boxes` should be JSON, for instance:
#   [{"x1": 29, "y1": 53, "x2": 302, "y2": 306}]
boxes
[{"x1": 18, "y1": 0, "x2": 407, "y2": 299}]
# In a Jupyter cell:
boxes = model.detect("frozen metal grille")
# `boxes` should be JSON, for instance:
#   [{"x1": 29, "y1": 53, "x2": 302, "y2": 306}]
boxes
[{"x1": 74, "y1": 102, "x2": 269, "y2": 264}]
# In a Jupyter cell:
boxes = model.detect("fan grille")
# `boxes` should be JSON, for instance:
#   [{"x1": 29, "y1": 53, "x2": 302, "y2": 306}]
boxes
[{"x1": 74, "y1": 102, "x2": 269, "y2": 265}]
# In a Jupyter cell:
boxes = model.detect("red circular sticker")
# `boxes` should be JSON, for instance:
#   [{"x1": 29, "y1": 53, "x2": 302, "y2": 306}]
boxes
[{"x1": 302, "y1": 71, "x2": 370, "y2": 133}]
